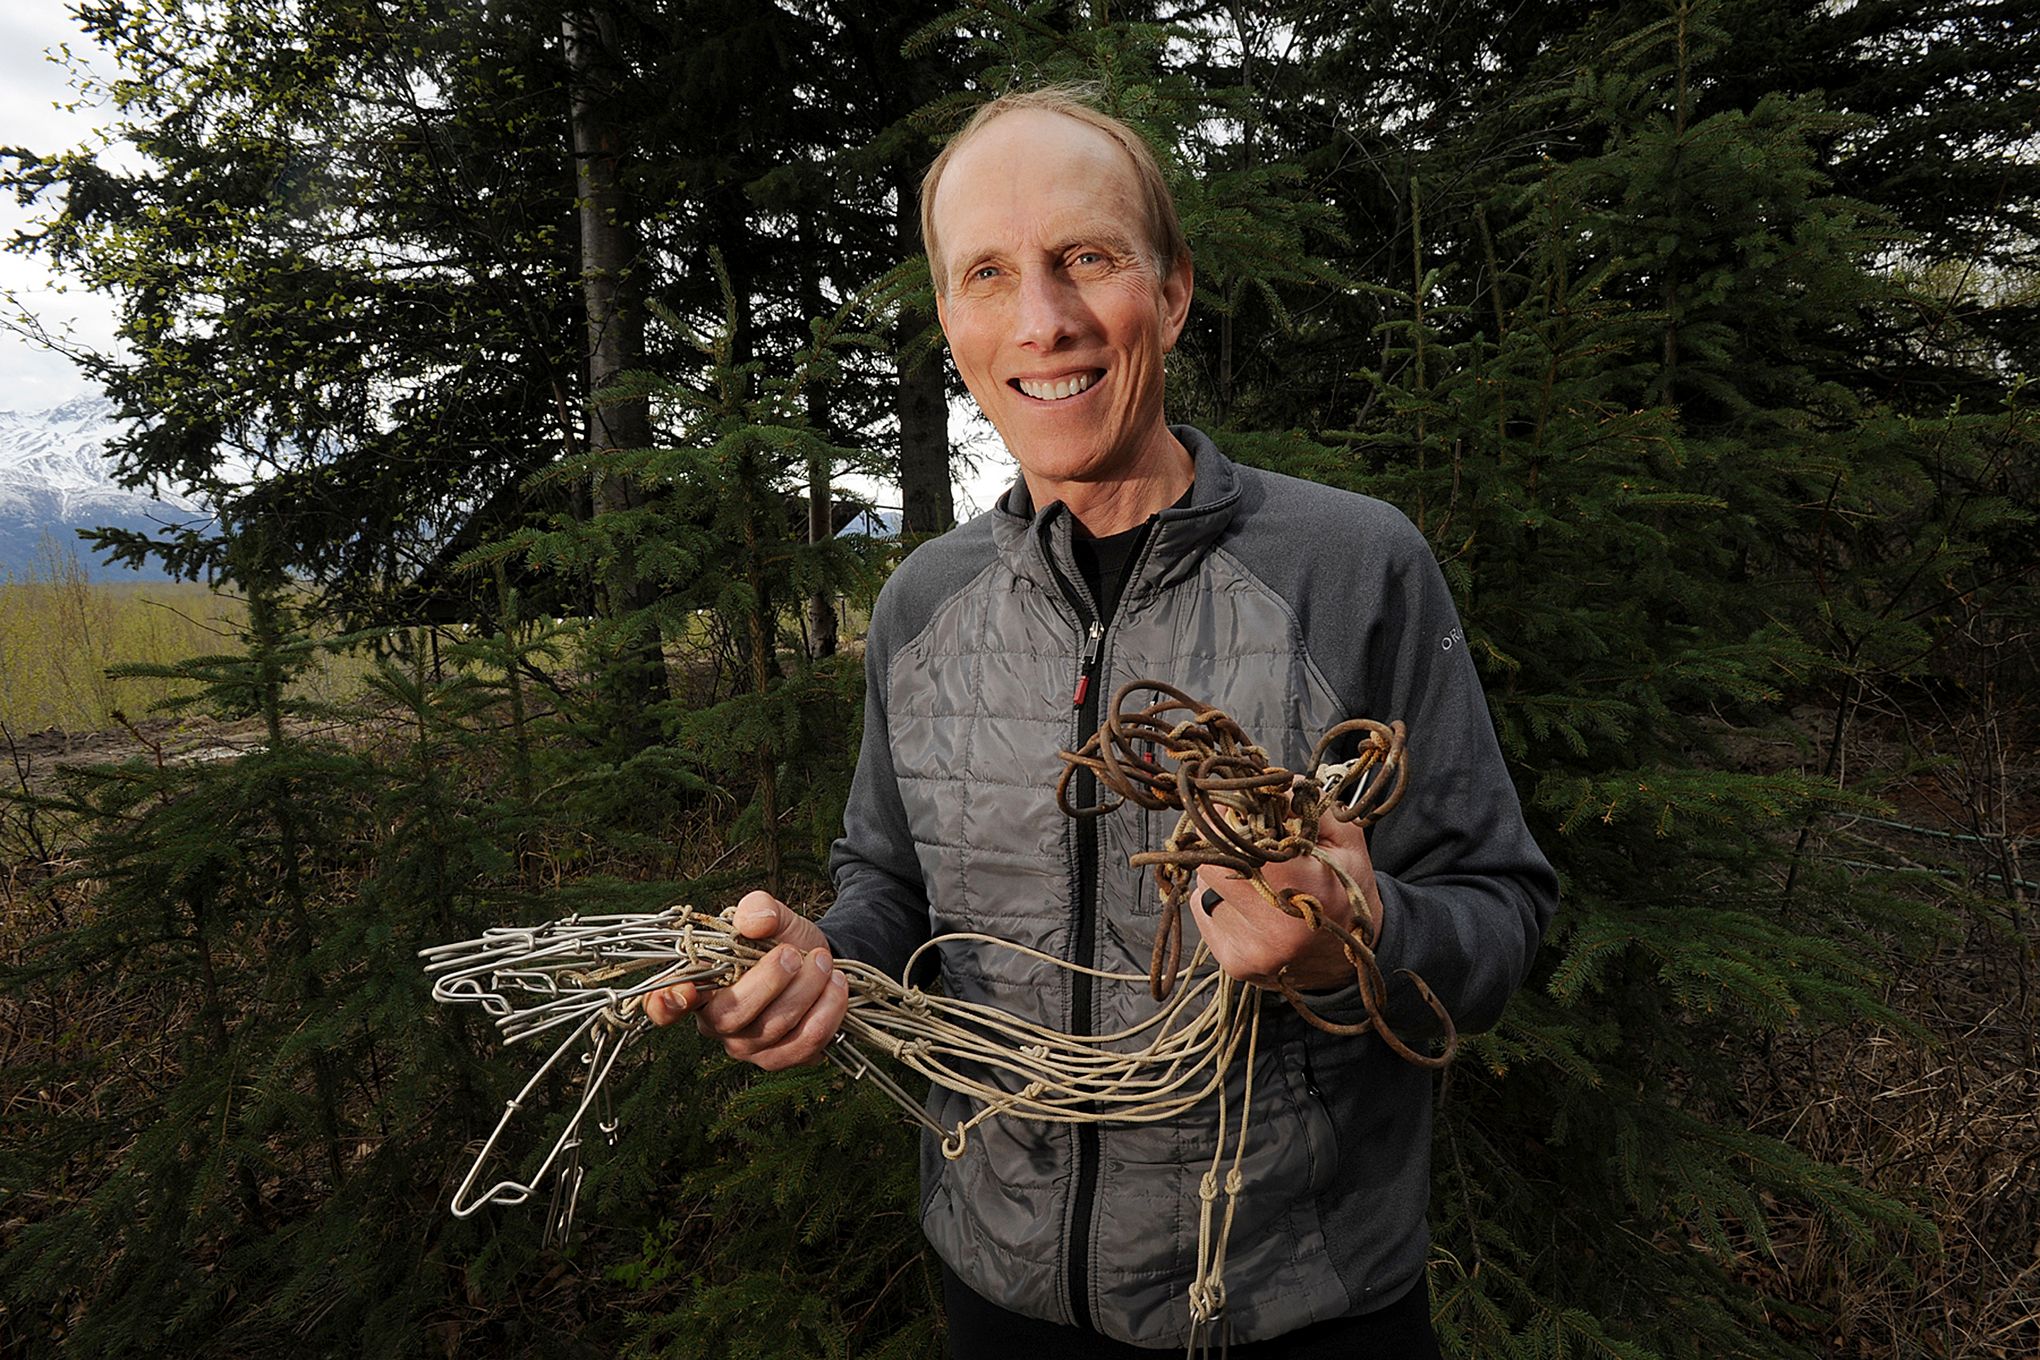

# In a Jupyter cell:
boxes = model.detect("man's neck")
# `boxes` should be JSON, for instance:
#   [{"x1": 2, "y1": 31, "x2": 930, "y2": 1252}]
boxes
[{"x1": 1024, "y1": 427, "x2": 1195, "y2": 537}]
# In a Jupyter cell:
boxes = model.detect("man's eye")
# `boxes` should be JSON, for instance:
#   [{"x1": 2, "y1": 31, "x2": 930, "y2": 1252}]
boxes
[
  {"x1": 1073, "y1": 251, "x2": 1105, "y2": 266},
  {"x1": 972, "y1": 265, "x2": 1000, "y2": 281}
]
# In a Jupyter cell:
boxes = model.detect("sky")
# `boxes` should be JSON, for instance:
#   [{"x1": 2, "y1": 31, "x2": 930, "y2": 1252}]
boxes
[{"x1": 0, "y1": 3, "x2": 123, "y2": 413}]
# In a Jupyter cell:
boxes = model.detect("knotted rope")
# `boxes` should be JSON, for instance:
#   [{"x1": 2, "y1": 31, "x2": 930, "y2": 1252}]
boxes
[
  {"x1": 1057, "y1": 678, "x2": 1455, "y2": 1066},
  {"x1": 423, "y1": 680, "x2": 1457, "y2": 1350}
]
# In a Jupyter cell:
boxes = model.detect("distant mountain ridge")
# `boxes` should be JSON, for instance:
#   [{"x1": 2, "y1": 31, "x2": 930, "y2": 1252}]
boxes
[
  {"x1": 0, "y1": 396, "x2": 207, "y2": 580},
  {"x1": 0, "y1": 396, "x2": 915, "y2": 584}
]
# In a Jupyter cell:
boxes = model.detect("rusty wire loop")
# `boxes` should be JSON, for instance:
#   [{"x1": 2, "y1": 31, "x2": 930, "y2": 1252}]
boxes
[
  {"x1": 1057, "y1": 679, "x2": 1454, "y2": 1068},
  {"x1": 424, "y1": 681, "x2": 1455, "y2": 1345}
]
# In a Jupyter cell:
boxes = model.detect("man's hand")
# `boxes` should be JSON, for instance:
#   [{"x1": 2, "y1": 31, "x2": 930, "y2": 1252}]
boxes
[
  {"x1": 1191, "y1": 809, "x2": 1386, "y2": 990},
  {"x1": 645, "y1": 890, "x2": 849, "y2": 1070}
]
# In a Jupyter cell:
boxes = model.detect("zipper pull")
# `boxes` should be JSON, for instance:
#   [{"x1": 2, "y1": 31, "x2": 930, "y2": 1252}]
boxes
[{"x1": 1071, "y1": 619, "x2": 1104, "y2": 708}]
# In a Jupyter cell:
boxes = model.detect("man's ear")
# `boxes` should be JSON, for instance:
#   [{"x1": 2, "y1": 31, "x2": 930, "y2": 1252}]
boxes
[{"x1": 1159, "y1": 253, "x2": 1194, "y2": 352}]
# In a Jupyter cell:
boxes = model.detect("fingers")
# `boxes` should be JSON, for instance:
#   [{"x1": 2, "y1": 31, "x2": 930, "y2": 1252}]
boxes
[
  {"x1": 708, "y1": 947, "x2": 848, "y2": 1069},
  {"x1": 751, "y1": 963, "x2": 850, "y2": 1070},
  {"x1": 1192, "y1": 864, "x2": 1261, "y2": 914},
  {"x1": 651, "y1": 940, "x2": 849, "y2": 1071},
  {"x1": 645, "y1": 980, "x2": 698, "y2": 1026},
  {"x1": 648, "y1": 890, "x2": 828, "y2": 1027},
  {"x1": 699, "y1": 943, "x2": 824, "y2": 1036},
  {"x1": 1190, "y1": 857, "x2": 1365, "y2": 990},
  {"x1": 1190, "y1": 869, "x2": 1289, "y2": 983},
  {"x1": 1315, "y1": 806, "x2": 1368, "y2": 848},
  {"x1": 1306, "y1": 819, "x2": 1384, "y2": 948}
]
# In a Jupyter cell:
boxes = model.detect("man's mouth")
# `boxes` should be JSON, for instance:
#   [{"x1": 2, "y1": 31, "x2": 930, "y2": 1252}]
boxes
[{"x1": 1012, "y1": 370, "x2": 1103, "y2": 402}]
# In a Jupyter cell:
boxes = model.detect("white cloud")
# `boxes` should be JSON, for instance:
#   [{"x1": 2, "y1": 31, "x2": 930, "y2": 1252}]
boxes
[{"x1": 0, "y1": 4, "x2": 124, "y2": 412}]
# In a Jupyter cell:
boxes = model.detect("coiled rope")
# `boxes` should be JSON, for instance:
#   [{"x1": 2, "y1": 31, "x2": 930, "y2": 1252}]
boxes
[
  {"x1": 1058, "y1": 679, "x2": 1454, "y2": 1065},
  {"x1": 423, "y1": 680, "x2": 1456, "y2": 1349}
]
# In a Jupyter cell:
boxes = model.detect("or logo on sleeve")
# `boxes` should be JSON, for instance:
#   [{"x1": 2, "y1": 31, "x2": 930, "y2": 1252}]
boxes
[{"x1": 1440, "y1": 626, "x2": 1466, "y2": 653}]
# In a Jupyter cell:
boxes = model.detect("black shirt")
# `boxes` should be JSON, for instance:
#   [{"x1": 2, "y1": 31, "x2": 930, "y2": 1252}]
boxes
[{"x1": 1069, "y1": 483, "x2": 1194, "y2": 625}]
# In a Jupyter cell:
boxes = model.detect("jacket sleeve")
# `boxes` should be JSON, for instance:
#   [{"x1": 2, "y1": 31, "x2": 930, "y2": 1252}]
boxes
[
  {"x1": 821, "y1": 590, "x2": 935, "y2": 981},
  {"x1": 1313, "y1": 514, "x2": 1558, "y2": 1041}
]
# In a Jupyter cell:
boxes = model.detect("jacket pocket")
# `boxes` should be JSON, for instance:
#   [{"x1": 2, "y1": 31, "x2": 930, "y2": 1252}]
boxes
[{"x1": 1286, "y1": 1032, "x2": 1341, "y2": 1197}]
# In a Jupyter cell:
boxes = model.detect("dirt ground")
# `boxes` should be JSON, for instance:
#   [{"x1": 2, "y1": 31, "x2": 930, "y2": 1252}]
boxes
[{"x1": 0, "y1": 712, "x2": 341, "y2": 796}]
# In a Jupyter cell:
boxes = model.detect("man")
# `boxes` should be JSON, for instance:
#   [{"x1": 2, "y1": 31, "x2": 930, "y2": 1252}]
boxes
[{"x1": 648, "y1": 88, "x2": 1558, "y2": 1356}]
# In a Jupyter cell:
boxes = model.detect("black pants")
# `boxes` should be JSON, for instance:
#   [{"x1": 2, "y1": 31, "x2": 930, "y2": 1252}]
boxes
[{"x1": 942, "y1": 1263, "x2": 1443, "y2": 1359}]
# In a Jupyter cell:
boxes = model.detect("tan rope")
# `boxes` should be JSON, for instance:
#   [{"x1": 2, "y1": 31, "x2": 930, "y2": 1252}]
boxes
[{"x1": 424, "y1": 680, "x2": 1455, "y2": 1345}]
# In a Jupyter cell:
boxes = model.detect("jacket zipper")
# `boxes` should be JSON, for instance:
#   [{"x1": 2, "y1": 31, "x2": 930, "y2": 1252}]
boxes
[
  {"x1": 1046, "y1": 516, "x2": 1164, "y2": 1334},
  {"x1": 1042, "y1": 537, "x2": 1107, "y2": 1333},
  {"x1": 1068, "y1": 605, "x2": 1105, "y2": 1333},
  {"x1": 1072, "y1": 619, "x2": 1103, "y2": 708}
]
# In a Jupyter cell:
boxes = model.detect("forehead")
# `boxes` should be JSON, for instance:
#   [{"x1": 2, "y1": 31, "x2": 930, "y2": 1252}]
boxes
[{"x1": 933, "y1": 109, "x2": 1148, "y2": 268}]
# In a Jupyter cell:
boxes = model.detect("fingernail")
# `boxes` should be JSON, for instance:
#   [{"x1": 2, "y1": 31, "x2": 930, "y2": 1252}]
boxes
[
  {"x1": 778, "y1": 948, "x2": 802, "y2": 974},
  {"x1": 832, "y1": 970, "x2": 848, "y2": 990},
  {"x1": 812, "y1": 950, "x2": 831, "y2": 973}
]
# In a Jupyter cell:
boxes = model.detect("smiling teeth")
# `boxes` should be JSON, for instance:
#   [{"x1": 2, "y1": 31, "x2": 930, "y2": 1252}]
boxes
[{"x1": 1018, "y1": 372, "x2": 1097, "y2": 401}]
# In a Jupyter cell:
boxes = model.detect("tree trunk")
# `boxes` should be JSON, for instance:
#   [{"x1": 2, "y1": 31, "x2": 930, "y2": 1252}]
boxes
[
  {"x1": 743, "y1": 509, "x2": 783, "y2": 897},
  {"x1": 897, "y1": 345, "x2": 951, "y2": 533},
  {"x1": 895, "y1": 172, "x2": 953, "y2": 534},
  {"x1": 797, "y1": 214, "x2": 838, "y2": 658},
  {"x1": 808, "y1": 455, "x2": 838, "y2": 657},
  {"x1": 563, "y1": 7, "x2": 668, "y2": 722}
]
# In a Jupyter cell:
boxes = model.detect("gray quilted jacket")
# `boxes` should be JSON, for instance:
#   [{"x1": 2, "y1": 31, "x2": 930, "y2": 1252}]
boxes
[{"x1": 822, "y1": 427, "x2": 1557, "y2": 1348}]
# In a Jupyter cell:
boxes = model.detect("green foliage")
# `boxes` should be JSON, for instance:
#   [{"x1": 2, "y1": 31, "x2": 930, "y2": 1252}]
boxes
[
  {"x1": 617, "y1": 1061, "x2": 935, "y2": 1360},
  {"x1": 3, "y1": 0, "x2": 2035, "y2": 1358},
  {"x1": 1209, "y1": 3, "x2": 2036, "y2": 1354}
]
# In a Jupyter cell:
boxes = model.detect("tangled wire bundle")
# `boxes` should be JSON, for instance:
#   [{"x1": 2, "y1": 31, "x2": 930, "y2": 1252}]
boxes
[
  {"x1": 1057, "y1": 679, "x2": 1455, "y2": 1067},
  {"x1": 423, "y1": 680, "x2": 1457, "y2": 1345}
]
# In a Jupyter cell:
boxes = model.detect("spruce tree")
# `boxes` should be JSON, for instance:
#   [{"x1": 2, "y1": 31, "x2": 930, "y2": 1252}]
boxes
[{"x1": 3, "y1": 3, "x2": 2031, "y2": 1357}]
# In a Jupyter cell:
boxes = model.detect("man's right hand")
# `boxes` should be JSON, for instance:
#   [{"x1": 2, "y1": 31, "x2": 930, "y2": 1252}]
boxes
[{"x1": 645, "y1": 890, "x2": 849, "y2": 1070}]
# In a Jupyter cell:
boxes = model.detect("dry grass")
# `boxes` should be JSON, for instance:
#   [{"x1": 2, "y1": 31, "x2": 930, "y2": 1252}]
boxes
[
  {"x1": 0, "y1": 545, "x2": 368, "y2": 737},
  {"x1": 1742, "y1": 917, "x2": 2040, "y2": 1357},
  {"x1": 1735, "y1": 675, "x2": 2040, "y2": 1359}
]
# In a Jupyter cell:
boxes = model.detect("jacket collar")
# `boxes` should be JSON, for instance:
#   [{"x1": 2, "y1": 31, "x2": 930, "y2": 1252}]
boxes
[{"x1": 990, "y1": 424, "x2": 1240, "y2": 613}]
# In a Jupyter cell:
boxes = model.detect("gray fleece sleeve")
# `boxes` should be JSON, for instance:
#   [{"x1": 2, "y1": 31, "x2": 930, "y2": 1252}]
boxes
[
  {"x1": 820, "y1": 583, "x2": 936, "y2": 979},
  {"x1": 1315, "y1": 512, "x2": 1557, "y2": 1039}
]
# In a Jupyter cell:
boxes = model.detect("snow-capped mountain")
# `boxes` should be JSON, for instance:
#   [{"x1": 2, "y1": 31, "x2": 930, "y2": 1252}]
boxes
[{"x1": 0, "y1": 396, "x2": 207, "y2": 579}]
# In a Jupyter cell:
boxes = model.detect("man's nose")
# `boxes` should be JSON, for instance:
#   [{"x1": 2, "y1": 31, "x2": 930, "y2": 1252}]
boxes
[{"x1": 1013, "y1": 267, "x2": 1080, "y2": 350}]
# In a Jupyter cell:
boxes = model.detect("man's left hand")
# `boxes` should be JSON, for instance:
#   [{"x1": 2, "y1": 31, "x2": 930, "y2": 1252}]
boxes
[{"x1": 1191, "y1": 808, "x2": 1384, "y2": 990}]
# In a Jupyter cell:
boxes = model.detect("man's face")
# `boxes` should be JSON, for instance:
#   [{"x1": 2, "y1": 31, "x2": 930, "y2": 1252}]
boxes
[{"x1": 931, "y1": 109, "x2": 1192, "y2": 497}]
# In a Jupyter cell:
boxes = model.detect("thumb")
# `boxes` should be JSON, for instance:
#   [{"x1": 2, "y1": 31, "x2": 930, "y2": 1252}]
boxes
[{"x1": 731, "y1": 890, "x2": 825, "y2": 950}]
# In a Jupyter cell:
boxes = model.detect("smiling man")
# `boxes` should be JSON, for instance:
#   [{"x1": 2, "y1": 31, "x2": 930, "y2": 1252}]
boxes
[
  {"x1": 649, "y1": 87, "x2": 1557, "y2": 1357},
  {"x1": 928, "y1": 101, "x2": 1192, "y2": 537}
]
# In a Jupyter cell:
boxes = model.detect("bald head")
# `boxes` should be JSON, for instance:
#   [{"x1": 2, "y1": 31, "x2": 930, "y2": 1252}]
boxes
[{"x1": 919, "y1": 88, "x2": 1188, "y2": 295}]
